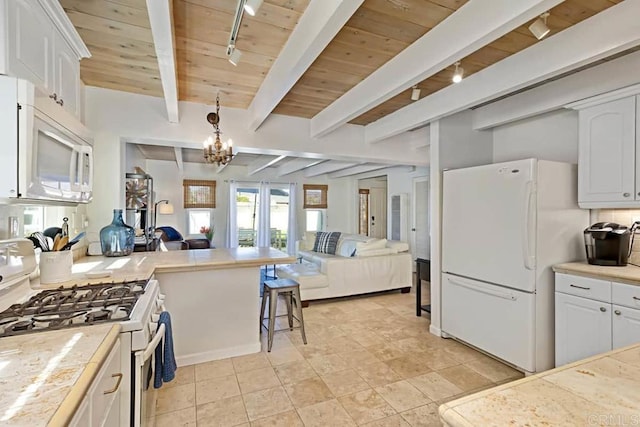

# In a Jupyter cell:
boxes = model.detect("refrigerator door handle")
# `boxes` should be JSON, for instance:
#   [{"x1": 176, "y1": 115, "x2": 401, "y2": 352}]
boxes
[
  {"x1": 522, "y1": 181, "x2": 536, "y2": 270},
  {"x1": 449, "y1": 277, "x2": 517, "y2": 301}
]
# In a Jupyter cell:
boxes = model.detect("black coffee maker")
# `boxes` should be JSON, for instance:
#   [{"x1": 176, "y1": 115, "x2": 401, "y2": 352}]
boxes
[{"x1": 583, "y1": 222, "x2": 630, "y2": 266}]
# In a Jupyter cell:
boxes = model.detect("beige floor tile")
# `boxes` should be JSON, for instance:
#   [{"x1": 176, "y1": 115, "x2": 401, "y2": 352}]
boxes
[
  {"x1": 436, "y1": 364, "x2": 493, "y2": 392},
  {"x1": 367, "y1": 343, "x2": 408, "y2": 361},
  {"x1": 356, "y1": 361, "x2": 403, "y2": 387},
  {"x1": 283, "y1": 376, "x2": 335, "y2": 408},
  {"x1": 441, "y1": 342, "x2": 486, "y2": 363},
  {"x1": 266, "y1": 346, "x2": 304, "y2": 366},
  {"x1": 296, "y1": 341, "x2": 335, "y2": 359},
  {"x1": 399, "y1": 403, "x2": 441, "y2": 427},
  {"x1": 195, "y1": 359, "x2": 235, "y2": 382},
  {"x1": 242, "y1": 386, "x2": 294, "y2": 421},
  {"x1": 232, "y1": 353, "x2": 271, "y2": 373},
  {"x1": 163, "y1": 365, "x2": 195, "y2": 389},
  {"x1": 308, "y1": 353, "x2": 350, "y2": 375},
  {"x1": 375, "y1": 380, "x2": 432, "y2": 412},
  {"x1": 273, "y1": 360, "x2": 318, "y2": 385},
  {"x1": 339, "y1": 388, "x2": 397, "y2": 425},
  {"x1": 363, "y1": 414, "x2": 412, "y2": 427},
  {"x1": 320, "y1": 369, "x2": 371, "y2": 397},
  {"x1": 156, "y1": 383, "x2": 196, "y2": 415},
  {"x1": 408, "y1": 372, "x2": 462, "y2": 402},
  {"x1": 353, "y1": 330, "x2": 389, "y2": 347},
  {"x1": 249, "y1": 409, "x2": 304, "y2": 427},
  {"x1": 196, "y1": 374, "x2": 241, "y2": 405},
  {"x1": 237, "y1": 367, "x2": 281, "y2": 394},
  {"x1": 464, "y1": 356, "x2": 523, "y2": 383},
  {"x1": 297, "y1": 399, "x2": 357, "y2": 427},
  {"x1": 337, "y1": 348, "x2": 380, "y2": 367},
  {"x1": 154, "y1": 407, "x2": 196, "y2": 427},
  {"x1": 385, "y1": 356, "x2": 433, "y2": 379},
  {"x1": 418, "y1": 349, "x2": 460, "y2": 371},
  {"x1": 196, "y1": 395, "x2": 248, "y2": 426}
]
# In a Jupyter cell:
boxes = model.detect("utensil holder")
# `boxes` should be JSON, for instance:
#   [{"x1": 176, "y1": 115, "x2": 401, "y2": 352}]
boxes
[{"x1": 39, "y1": 251, "x2": 73, "y2": 284}]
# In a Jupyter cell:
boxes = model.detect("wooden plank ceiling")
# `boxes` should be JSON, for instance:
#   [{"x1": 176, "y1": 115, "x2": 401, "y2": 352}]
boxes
[{"x1": 61, "y1": 0, "x2": 622, "y2": 126}]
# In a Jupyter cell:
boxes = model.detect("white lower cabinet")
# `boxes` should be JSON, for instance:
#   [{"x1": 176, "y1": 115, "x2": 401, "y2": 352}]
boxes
[
  {"x1": 555, "y1": 273, "x2": 640, "y2": 366},
  {"x1": 69, "y1": 337, "x2": 127, "y2": 426}
]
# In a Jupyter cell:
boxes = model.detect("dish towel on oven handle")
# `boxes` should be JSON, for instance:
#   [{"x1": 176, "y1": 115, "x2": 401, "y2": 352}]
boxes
[{"x1": 154, "y1": 311, "x2": 177, "y2": 388}]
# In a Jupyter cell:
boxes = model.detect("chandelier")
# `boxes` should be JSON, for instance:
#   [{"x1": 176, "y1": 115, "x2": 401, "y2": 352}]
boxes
[{"x1": 203, "y1": 94, "x2": 234, "y2": 166}]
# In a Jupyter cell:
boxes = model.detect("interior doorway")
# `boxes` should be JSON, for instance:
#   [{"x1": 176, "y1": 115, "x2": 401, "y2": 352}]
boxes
[
  {"x1": 412, "y1": 176, "x2": 430, "y2": 260},
  {"x1": 358, "y1": 176, "x2": 387, "y2": 238}
]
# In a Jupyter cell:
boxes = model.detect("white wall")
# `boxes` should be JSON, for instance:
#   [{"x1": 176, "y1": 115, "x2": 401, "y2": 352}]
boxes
[{"x1": 493, "y1": 109, "x2": 578, "y2": 164}]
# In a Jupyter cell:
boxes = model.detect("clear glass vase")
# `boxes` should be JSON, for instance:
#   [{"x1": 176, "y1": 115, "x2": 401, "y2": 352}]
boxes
[{"x1": 100, "y1": 209, "x2": 135, "y2": 257}]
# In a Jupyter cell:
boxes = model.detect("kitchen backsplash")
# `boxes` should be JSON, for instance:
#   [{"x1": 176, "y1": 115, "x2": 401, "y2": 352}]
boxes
[{"x1": 596, "y1": 209, "x2": 640, "y2": 263}]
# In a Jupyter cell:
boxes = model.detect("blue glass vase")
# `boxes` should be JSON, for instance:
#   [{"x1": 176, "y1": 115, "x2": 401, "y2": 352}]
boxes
[{"x1": 100, "y1": 209, "x2": 135, "y2": 256}]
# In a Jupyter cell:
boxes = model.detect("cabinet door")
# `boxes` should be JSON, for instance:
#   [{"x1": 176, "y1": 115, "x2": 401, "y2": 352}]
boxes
[
  {"x1": 555, "y1": 292, "x2": 611, "y2": 366},
  {"x1": 54, "y1": 32, "x2": 81, "y2": 118},
  {"x1": 578, "y1": 97, "x2": 636, "y2": 204},
  {"x1": 613, "y1": 305, "x2": 640, "y2": 349},
  {"x1": 69, "y1": 396, "x2": 90, "y2": 427},
  {"x1": 6, "y1": 0, "x2": 53, "y2": 91}
]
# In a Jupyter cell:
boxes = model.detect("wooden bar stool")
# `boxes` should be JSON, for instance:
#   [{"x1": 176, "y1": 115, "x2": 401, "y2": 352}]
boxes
[{"x1": 260, "y1": 278, "x2": 307, "y2": 352}]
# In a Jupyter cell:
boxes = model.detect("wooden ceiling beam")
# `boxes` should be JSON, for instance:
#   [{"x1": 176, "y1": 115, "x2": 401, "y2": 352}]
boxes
[
  {"x1": 146, "y1": 0, "x2": 179, "y2": 123},
  {"x1": 247, "y1": 0, "x2": 365, "y2": 132},
  {"x1": 365, "y1": 0, "x2": 640, "y2": 143},
  {"x1": 277, "y1": 158, "x2": 324, "y2": 177},
  {"x1": 310, "y1": 0, "x2": 565, "y2": 138},
  {"x1": 247, "y1": 155, "x2": 287, "y2": 176},
  {"x1": 327, "y1": 164, "x2": 388, "y2": 179},
  {"x1": 303, "y1": 161, "x2": 360, "y2": 178}
]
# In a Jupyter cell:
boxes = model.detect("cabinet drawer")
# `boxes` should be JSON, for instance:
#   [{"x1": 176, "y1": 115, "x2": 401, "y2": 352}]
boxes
[
  {"x1": 91, "y1": 339, "x2": 122, "y2": 426},
  {"x1": 612, "y1": 281, "x2": 640, "y2": 309},
  {"x1": 555, "y1": 273, "x2": 611, "y2": 302}
]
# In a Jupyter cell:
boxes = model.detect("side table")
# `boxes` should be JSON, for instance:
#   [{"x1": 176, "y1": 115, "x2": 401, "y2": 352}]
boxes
[{"x1": 416, "y1": 258, "x2": 431, "y2": 316}]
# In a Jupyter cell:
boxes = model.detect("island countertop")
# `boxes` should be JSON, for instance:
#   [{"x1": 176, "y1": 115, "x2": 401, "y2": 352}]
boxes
[
  {"x1": 553, "y1": 261, "x2": 640, "y2": 287},
  {"x1": 34, "y1": 247, "x2": 295, "y2": 288},
  {"x1": 438, "y1": 343, "x2": 640, "y2": 427}
]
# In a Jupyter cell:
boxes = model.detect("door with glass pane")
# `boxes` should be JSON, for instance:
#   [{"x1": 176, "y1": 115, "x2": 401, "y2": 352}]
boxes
[
  {"x1": 236, "y1": 187, "x2": 259, "y2": 247},
  {"x1": 269, "y1": 186, "x2": 290, "y2": 251}
]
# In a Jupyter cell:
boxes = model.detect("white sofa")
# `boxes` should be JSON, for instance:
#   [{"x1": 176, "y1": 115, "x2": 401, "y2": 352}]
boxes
[{"x1": 276, "y1": 232, "x2": 412, "y2": 303}]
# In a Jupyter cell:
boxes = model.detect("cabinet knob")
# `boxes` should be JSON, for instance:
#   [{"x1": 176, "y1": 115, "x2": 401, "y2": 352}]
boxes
[
  {"x1": 56, "y1": 99, "x2": 64, "y2": 106},
  {"x1": 49, "y1": 93, "x2": 57, "y2": 101},
  {"x1": 623, "y1": 193, "x2": 631, "y2": 197},
  {"x1": 614, "y1": 310, "x2": 621, "y2": 315},
  {"x1": 600, "y1": 307, "x2": 607, "y2": 312}
]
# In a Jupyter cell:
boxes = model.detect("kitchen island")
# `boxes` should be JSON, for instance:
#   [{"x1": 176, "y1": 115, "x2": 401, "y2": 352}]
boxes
[
  {"x1": 438, "y1": 343, "x2": 640, "y2": 426},
  {"x1": 52, "y1": 247, "x2": 295, "y2": 366}
]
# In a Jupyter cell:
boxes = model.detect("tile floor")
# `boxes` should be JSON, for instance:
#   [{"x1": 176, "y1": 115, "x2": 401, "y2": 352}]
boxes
[{"x1": 154, "y1": 282, "x2": 523, "y2": 426}]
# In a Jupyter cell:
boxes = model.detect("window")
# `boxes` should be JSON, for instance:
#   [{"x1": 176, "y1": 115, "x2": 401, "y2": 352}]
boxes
[
  {"x1": 303, "y1": 184, "x2": 328, "y2": 209},
  {"x1": 187, "y1": 210, "x2": 211, "y2": 235},
  {"x1": 305, "y1": 210, "x2": 324, "y2": 232},
  {"x1": 183, "y1": 179, "x2": 216, "y2": 208}
]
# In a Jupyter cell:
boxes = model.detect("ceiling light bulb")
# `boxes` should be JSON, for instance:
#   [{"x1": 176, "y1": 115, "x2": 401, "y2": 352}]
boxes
[
  {"x1": 227, "y1": 139, "x2": 233, "y2": 147},
  {"x1": 227, "y1": 45, "x2": 242, "y2": 66},
  {"x1": 243, "y1": 0, "x2": 263, "y2": 16},
  {"x1": 529, "y1": 12, "x2": 550, "y2": 40},
  {"x1": 411, "y1": 85, "x2": 421, "y2": 101},
  {"x1": 452, "y1": 62, "x2": 464, "y2": 83}
]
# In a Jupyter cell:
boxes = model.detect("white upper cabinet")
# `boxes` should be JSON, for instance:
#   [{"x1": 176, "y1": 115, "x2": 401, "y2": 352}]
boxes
[
  {"x1": 5, "y1": 0, "x2": 54, "y2": 91},
  {"x1": 1, "y1": 0, "x2": 90, "y2": 120}
]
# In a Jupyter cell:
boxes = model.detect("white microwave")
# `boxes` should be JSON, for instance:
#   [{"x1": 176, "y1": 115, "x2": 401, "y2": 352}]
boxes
[{"x1": 0, "y1": 77, "x2": 93, "y2": 203}]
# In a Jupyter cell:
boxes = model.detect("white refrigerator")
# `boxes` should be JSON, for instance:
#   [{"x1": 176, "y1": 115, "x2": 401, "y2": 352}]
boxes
[{"x1": 442, "y1": 159, "x2": 588, "y2": 373}]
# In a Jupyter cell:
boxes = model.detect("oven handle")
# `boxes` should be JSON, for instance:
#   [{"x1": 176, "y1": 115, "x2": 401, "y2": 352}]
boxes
[{"x1": 141, "y1": 323, "x2": 165, "y2": 363}]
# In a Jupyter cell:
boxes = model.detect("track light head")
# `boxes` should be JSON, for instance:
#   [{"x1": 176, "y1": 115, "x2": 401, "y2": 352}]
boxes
[
  {"x1": 243, "y1": 0, "x2": 263, "y2": 16},
  {"x1": 452, "y1": 62, "x2": 464, "y2": 83},
  {"x1": 411, "y1": 85, "x2": 421, "y2": 101},
  {"x1": 227, "y1": 45, "x2": 242, "y2": 66},
  {"x1": 529, "y1": 12, "x2": 550, "y2": 40}
]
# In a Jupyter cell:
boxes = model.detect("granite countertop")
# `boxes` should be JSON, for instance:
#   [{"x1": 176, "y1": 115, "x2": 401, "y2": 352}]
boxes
[
  {"x1": 553, "y1": 261, "x2": 640, "y2": 286},
  {"x1": 0, "y1": 324, "x2": 120, "y2": 426},
  {"x1": 439, "y1": 343, "x2": 640, "y2": 426},
  {"x1": 34, "y1": 247, "x2": 295, "y2": 288}
]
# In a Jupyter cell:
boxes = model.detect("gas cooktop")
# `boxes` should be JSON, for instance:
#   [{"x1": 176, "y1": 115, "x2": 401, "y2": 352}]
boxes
[{"x1": 0, "y1": 280, "x2": 148, "y2": 338}]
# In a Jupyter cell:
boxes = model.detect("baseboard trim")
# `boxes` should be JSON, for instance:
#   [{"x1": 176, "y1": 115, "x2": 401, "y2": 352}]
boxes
[
  {"x1": 176, "y1": 342, "x2": 262, "y2": 366},
  {"x1": 429, "y1": 324, "x2": 442, "y2": 337}
]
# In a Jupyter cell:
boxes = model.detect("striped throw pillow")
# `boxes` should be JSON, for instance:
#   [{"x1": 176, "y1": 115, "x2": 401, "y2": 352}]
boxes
[{"x1": 312, "y1": 231, "x2": 341, "y2": 255}]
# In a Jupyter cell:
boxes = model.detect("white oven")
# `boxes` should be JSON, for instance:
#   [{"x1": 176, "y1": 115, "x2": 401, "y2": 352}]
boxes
[{"x1": 0, "y1": 76, "x2": 93, "y2": 203}]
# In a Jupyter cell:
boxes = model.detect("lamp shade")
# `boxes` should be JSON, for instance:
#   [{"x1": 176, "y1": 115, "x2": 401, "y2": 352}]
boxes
[{"x1": 158, "y1": 203, "x2": 174, "y2": 215}]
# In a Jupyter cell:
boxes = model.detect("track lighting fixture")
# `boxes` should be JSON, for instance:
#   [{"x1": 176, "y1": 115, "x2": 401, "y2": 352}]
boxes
[
  {"x1": 243, "y1": 0, "x2": 263, "y2": 16},
  {"x1": 227, "y1": 45, "x2": 242, "y2": 66},
  {"x1": 411, "y1": 85, "x2": 421, "y2": 101},
  {"x1": 529, "y1": 12, "x2": 550, "y2": 40},
  {"x1": 452, "y1": 62, "x2": 464, "y2": 83}
]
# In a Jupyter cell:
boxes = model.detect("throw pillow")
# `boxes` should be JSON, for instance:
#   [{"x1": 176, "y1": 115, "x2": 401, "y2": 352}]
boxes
[{"x1": 313, "y1": 231, "x2": 341, "y2": 255}]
